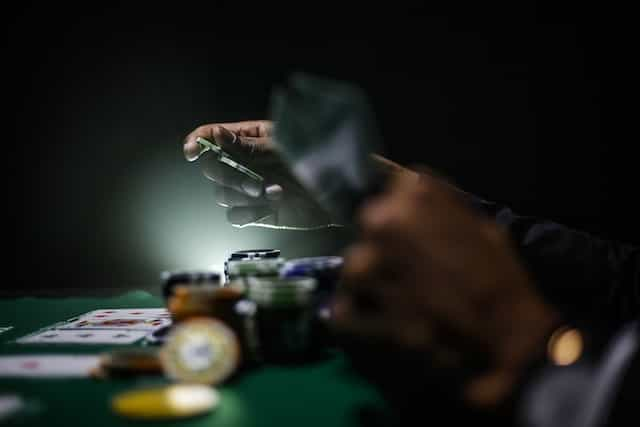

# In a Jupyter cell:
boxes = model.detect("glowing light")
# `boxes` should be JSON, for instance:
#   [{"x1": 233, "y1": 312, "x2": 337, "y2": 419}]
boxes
[
  {"x1": 167, "y1": 384, "x2": 219, "y2": 412},
  {"x1": 547, "y1": 327, "x2": 583, "y2": 366},
  {"x1": 127, "y1": 152, "x2": 274, "y2": 279}
]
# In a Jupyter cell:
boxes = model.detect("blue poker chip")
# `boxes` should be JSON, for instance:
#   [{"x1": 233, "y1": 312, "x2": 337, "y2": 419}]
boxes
[
  {"x1": 280, "y1": 256, "x2": 343, "y2": 276},
  {"x1": 280, "y1": 256, "x2": 343, "y2": 291}
]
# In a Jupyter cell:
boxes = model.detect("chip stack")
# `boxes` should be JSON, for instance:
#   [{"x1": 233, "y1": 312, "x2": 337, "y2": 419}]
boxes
[
  {"x1": 166, "y1": 283, "x2": 257, "y2": 364},
  {"x1": 224, "y1": 249, "x2": 281, "y2": 283},
  {"x1": 245, "y1": 276, "x2": 317, "y2": 363},
  {"x1": 280, "y1": 256, "x2": 344, "y2": 349},
  {"x1": 280, "y1": 256, "x2": 343, "y2": 291},
  {"x1": 280, "y1": 256, "x2": 343, "y2": 316},
  {"x1": 225, "y1": 258, "x2": 285, "y2": 288}
]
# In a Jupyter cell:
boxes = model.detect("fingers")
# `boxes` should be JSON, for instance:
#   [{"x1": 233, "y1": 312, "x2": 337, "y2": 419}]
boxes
[
  {"x1": 215, "y1": 186, "x2": 256, "y2": 208},
  {"x1": 332, "y1": 286, "x2": 435, "y2": 351},
  {"x1": 369, "y1": 153, "x2": 419, "y2": 180},
  {"x1": 214, "y1": 126, "x2": 275, "y2": 161},
  {"x1": 184, "y1": 121, "x2": 274, "y2": 161},
  {"x1": 220, "y1": 120, "x2": 273, "y2": 138},
  {"x1": 200, "y1": 151, "x2": 264, "y2": 197}
]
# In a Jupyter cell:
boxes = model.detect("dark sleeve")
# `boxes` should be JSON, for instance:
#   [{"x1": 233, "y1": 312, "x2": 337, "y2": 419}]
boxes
[{"x1": 469, "y1": 196, "x2": 640, "y2": 332}]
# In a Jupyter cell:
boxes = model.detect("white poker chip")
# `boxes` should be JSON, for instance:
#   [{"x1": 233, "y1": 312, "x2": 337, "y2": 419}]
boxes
[{"x1": 160, "y1": 318, "x2": 240, "y2": 386}]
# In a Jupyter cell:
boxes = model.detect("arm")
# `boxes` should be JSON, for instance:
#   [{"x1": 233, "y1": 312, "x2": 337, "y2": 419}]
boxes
[{"x1": 470, "y1": 196, "x2": 640, "y2": 333}]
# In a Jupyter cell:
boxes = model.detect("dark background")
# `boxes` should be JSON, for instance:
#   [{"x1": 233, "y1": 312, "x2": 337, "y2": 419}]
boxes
[{"x1": 3, "y1": 2, "x2": 632, "y2": 296}]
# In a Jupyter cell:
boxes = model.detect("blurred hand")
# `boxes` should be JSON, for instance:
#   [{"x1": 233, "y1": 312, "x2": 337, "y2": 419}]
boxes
[
  {"x1": 332, "y1": 171, "x2": 559, "y2": 408},
  {"x1": 184, "y1": 120, "x2": 335, "y2": 230}
]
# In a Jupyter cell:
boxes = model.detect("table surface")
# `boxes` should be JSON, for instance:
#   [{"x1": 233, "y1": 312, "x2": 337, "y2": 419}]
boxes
[{"x1": 0, "y1": 290, "x2": 386, "y2": 427}]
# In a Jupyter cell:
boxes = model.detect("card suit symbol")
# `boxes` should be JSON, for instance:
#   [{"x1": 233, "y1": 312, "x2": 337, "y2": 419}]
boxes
[
  {"x1": 21, "y1": 361, "x2": 40, "y2": 370},
  {"x1": 113, "y1": 333, "x2": 130, "y2": 338},
  {"x1": 102, "y1": 319, "x2": 140, "y2": 326},
  {"x1": 95, "y1": 315, "x2": 107, "y2": 318},
  {"x1": 129, "y1": 312, "x2": 143, "y2": 315}
]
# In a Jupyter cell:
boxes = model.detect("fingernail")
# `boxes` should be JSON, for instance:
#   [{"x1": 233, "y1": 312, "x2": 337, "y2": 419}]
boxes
[
  {"x1": 184, "y1": 140, "x2": 203, "y2": 161},
  {"x1": 265, "y1": 184, "x2": 283, "y2": 201},
  {"x1": 241, "y1": 177, "x2": 264, "y2": 198}
]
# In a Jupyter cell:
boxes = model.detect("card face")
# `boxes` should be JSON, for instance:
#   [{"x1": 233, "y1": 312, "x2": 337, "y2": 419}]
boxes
[
  {"x1": 16, "y1": 329, "x2": 148, "y2": 344},
  {"x1": 0, "y1": 355, "x2": 100, "y2": 378},
  {"x1": 57, "y1": 309, "x2": 170, "y2": 332}
]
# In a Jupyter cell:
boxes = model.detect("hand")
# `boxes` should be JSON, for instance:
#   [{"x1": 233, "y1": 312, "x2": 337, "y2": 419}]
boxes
[
  {"x1": 183, "y1": 120, "x2": 336, "y2": 230},
  {"x1": 331, "y1": 171, "x2": 560, "y2": 409}
]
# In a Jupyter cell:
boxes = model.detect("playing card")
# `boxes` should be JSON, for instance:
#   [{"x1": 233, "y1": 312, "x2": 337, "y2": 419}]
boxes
[
  {"x1": 0, "y1": 355, "x2": 100, "y2": 378},
  {"x1": 271, "y1": 73, "x2": 384, "y2": 226},
  {"x1": 16, "y1": 329, "x2": 148, "y2": 344},
  {"x1": 68, "y1": 308, "x2": 170, "y2": 321},
  {"x1": 57, "y1": 309, "x2": 170, "y2": 332}
]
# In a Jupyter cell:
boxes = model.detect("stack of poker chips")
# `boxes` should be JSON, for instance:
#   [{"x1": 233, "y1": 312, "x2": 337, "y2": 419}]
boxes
[
  {"x1": 280, "y1": 256, "x2": 343, "y2": 317},
  {"x1": 245, "y1": 276, "x2": 317, "y2": 363},
  {"x1": 224, "y1": 249, "x2": 281, "y2": 283},
  {"x1": 279, "y1": 256, "x2": 344, "y2": 349},
  {"x1": 161, "y1": 270, "x2": 221, "y2": 301},
  {"x1": 166, "y1": 282, "x2": 255, "y2": 366},
  {"x1": 225, "y1": 258, "x2": 285, "y2": 288}
]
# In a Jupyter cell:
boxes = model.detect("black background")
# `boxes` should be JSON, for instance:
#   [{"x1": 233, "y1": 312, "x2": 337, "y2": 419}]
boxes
[{"x1": 4, "y1": 2, "x2": 633, "y2": 295}]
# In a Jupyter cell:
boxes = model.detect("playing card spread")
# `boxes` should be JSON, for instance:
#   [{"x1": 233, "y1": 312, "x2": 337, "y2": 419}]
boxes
[
  {"x1": 14, "y1": 308, "x2": 170, "y2": 345},
  {"x1": 0, "y1": 355, "x2": 100, "y2": 378},
  {"x1": 58, "y1": 309, "x2": 170, "y2": 332},
  {"x1": 16, "y1": 329, "x2": 148, "y2": 344}
]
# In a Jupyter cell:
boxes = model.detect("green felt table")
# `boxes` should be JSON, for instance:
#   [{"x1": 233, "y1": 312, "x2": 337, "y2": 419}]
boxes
[{"x1": 0, "y1": 291, "x2": 386, "y2": 427}]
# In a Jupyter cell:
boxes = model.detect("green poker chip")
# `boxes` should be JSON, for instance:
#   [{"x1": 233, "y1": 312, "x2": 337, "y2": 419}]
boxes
[{"x1": 226, "y1": 258, "x2": 285, "y2": 279}]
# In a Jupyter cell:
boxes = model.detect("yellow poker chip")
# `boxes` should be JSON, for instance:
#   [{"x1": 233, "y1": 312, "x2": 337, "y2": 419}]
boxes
[
  {"x1": 111, "y1": 384, "x2": 219, "y2": 420},
  {"x1": 160, "y1": 317, "x2": 240, "y2": 385}
]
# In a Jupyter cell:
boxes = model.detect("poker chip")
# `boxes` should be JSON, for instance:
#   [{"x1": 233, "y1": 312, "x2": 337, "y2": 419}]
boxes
[
  {"x1": 228, "y1": 249, "x2": 281, "y2": 260},
  {"x1": 246, "y1": 277, "x2": 317, "y2": 307},
  {"x1": 160, "y1": 317, "x2": 240, "y2": 385},
  {"x1": 245, "y1": 277, "x2": 317, "y2": 362},
  {"x1": 161, "y1": 270, "x2": 221, "y2": 300},
  {"x1": 224, "y1": 249, "x2": 281, "y2": 282},
  {"x1": 93, "y1": 348, "x2": 162, "y2": 378},
  {"x1": 226, "y1": 258, "x2": 285, "y2": 284},
  {"x1": 280, "y1": 256, "x2": 343, "y2": 290},
  {"x1": 280, "y1": 256, "x2": 343, "y2": 276},
  {"x1": 111, "y1": 384, "x2": 219, "y2": 420}
]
